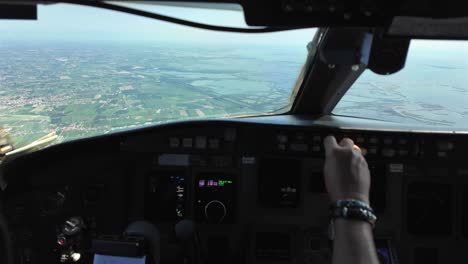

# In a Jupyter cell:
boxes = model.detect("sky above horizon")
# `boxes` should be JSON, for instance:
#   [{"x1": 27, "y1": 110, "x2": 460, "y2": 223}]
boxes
[
  {"x1": 0, "y1": 2, "x2": 316, "y2": 46},
  {"x1": 2, "y1": 2, "x2": 466, "y2": 50}
]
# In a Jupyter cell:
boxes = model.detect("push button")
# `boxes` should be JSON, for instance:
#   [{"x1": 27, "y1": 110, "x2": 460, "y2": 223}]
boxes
[
  {"x1": 169, "y1": 137, "x2": 180, "y2": 148},
  {"x1": 382, "y1": 148, "x2": 396, "y2": 157}
]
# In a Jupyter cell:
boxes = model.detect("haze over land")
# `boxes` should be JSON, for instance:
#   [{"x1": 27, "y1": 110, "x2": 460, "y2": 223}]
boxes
[
  {"x1": 0, "y1": 42, "x2": 307, "y2": 145},
  {"x1": 3, "y1": 39, "x2": 468, "y2": 146},
  {"x1": 0, "y1": 4, "x2": 315, "y2": 146}
]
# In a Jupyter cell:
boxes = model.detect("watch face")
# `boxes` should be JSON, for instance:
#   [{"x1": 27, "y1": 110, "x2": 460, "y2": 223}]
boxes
[{"x1": 331, "y1": 205, "x2": 376, "y2": 227}]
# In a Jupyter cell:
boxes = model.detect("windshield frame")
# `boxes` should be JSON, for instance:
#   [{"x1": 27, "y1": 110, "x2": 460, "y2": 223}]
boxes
[{"x1": 290, "y1": 28, "x2": 370, "y2": 116}]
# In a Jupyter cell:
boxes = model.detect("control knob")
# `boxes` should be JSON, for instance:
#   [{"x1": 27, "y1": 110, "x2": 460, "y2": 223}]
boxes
[
  {"x1": 204, "y1": 200, "x2": 227, "y2": 223},
  {"x1": 62, "y1": 217, "x2": 86, "y2": 236}
]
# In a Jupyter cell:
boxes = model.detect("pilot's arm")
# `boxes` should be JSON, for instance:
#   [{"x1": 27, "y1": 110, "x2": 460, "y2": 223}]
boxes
[{"x1": 323, "y1": 136, "x2": 380, "y2": 264}]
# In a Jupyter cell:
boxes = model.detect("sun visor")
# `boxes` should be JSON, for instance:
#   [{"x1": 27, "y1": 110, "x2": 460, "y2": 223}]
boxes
[
  {"x1": 0, "y1": 4, "x2": 37, "y2": 20},
  {"x1": 317, "y1": 28, "x2": 411, "y2": 75},
  {"x1": 242, "y1": 0, "x2": 468, "y2": 36},
  {"x1": 367, "y1": 28, "x2": 411, "y2": 75},
  {"x1": 388, "y1": 17, "x2": 468, "y2": 39}
]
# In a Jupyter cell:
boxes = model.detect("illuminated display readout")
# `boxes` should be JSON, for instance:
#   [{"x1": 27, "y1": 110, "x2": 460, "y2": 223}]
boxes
[{"x1": 198, "y1": 179, "x2": 233, "y2": 188}]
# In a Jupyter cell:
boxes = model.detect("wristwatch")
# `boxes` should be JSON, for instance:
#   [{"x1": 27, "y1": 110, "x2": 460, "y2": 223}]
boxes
[{"x1": 328, "y1": 199, "x2": 377, "y2": 240}]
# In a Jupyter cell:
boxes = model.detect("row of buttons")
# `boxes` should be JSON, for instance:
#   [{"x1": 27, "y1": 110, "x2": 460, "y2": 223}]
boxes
[
  {"x1": 277, "y1": 143, "x2": 411, "y2": 157},
  {"x1": 275, "y1": 132, "x2": 420, "y2": 157},
  {"x1": 169, "y1": 136, "x2": 221, "y2": 150},
  {"x1": 339, "y1": 134, "x2": 421, "y2": 158},
  {"x1": 342, "y1": 135, "x2": 409, "y2": 146},
  {"x1": 276, "y1": 134, "x2": 322, "y2": 144},
  {"x1": 191, "y1": 155, "x2": 232, "y2": 168},
  {"x1": 276, "y1": 133, "x2": 322, "y2": 154},
  {"x1": 278, "y1": 143, "x2": 322, "y2": 153},
  {"x1": 275, "y1": 132, "x2": 463, "y2": 159},
  {"x1": 338, "y1": 135, "x2": 414, "y2": 157},
  {"x1": 281, "y1": 186, "x2": 298, "y2": 193},
  {"x1": 276, "y1": 133, "x2": 408, "y2": 145}
]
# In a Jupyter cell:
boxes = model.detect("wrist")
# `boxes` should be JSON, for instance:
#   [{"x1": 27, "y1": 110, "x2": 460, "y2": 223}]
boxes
[
  {"x1": 329, "y1": 192, "x2": 370, "y2": 204},
  {"x1": 329, "y1": 218, "x2": 373, "y2": 241},
  {"x1": 334, "y1": 218, "x2": 373, "y2": 232}
]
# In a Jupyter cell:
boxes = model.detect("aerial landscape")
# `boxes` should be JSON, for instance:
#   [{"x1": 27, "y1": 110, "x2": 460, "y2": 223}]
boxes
[
  {"x1": 0, "y1": 41, "x2": 307, "y2": 146},
  {"x1": 2, "y1": 38, "x2": 468, "y2": 148},
  {"x1": 2, "y1": 3, "x2": 468, "y2": 148}
]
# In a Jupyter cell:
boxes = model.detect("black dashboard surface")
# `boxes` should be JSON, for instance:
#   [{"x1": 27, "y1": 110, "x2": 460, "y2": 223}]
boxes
[{"x1": 1, "y1": 114, "x2": 467, "y2": 264}]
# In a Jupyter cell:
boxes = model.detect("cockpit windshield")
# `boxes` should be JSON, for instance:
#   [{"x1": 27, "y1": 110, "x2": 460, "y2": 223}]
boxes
[
  {"x1": 0, "y1": 3, "x2": 315, "y2": 146},
  {"x1": 335, "y1": 40, "x2": 468, "y2": 129}
]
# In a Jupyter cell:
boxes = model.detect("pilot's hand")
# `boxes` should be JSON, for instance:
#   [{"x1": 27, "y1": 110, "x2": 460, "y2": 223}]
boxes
[{"x1": 323, "y1": 135, "x2": 370, "y2": 204}]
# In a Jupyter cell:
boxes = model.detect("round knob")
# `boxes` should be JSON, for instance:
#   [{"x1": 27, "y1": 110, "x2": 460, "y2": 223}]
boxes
[{"x1": 204, "y1": 200, "x2": 227, "y2": 223}]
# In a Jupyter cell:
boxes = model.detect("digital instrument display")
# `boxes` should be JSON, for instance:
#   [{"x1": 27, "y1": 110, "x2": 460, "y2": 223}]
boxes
[
  {"x1": 198, "y1": 179, "x2": 233, "y2": 188},
  {"x1": 145, "y1": 171, "x2": 186, "y2": 221},
  {"x1": 195, "y1": 174, "x2": 236, "y2": 223},
  {"x1": 407, "y1": 182, "x2": 452, "y2": 236},
  {"x1": 258, "y1": 158, "x2": 302, "y2": 208}
]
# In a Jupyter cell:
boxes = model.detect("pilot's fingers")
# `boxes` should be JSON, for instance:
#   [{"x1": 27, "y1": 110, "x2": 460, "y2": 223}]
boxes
[
  {"x1": 352, "y1": 144, "x2": 362, "y2": 153},
  {"x1": 323, "y1": 135, "x2": 338, "y2": 155},
  {"x1": 339, "y1": 138, "x2": 354, "y2": 148}
]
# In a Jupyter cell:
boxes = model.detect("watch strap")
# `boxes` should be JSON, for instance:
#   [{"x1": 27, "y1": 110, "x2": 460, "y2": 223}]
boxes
[{"x1": 329, "y1": 199, "x2": 377, "y2": 228}]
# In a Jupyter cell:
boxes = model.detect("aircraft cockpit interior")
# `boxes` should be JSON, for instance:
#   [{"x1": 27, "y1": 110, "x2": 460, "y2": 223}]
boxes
[{"x1": 1, "y1": 1, "x2": 468, "y2": 264}]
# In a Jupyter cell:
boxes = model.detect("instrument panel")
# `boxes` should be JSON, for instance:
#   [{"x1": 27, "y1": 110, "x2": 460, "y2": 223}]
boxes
[{"x1": 2, "y1": 115, "x2": 468, "y2": 264}]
